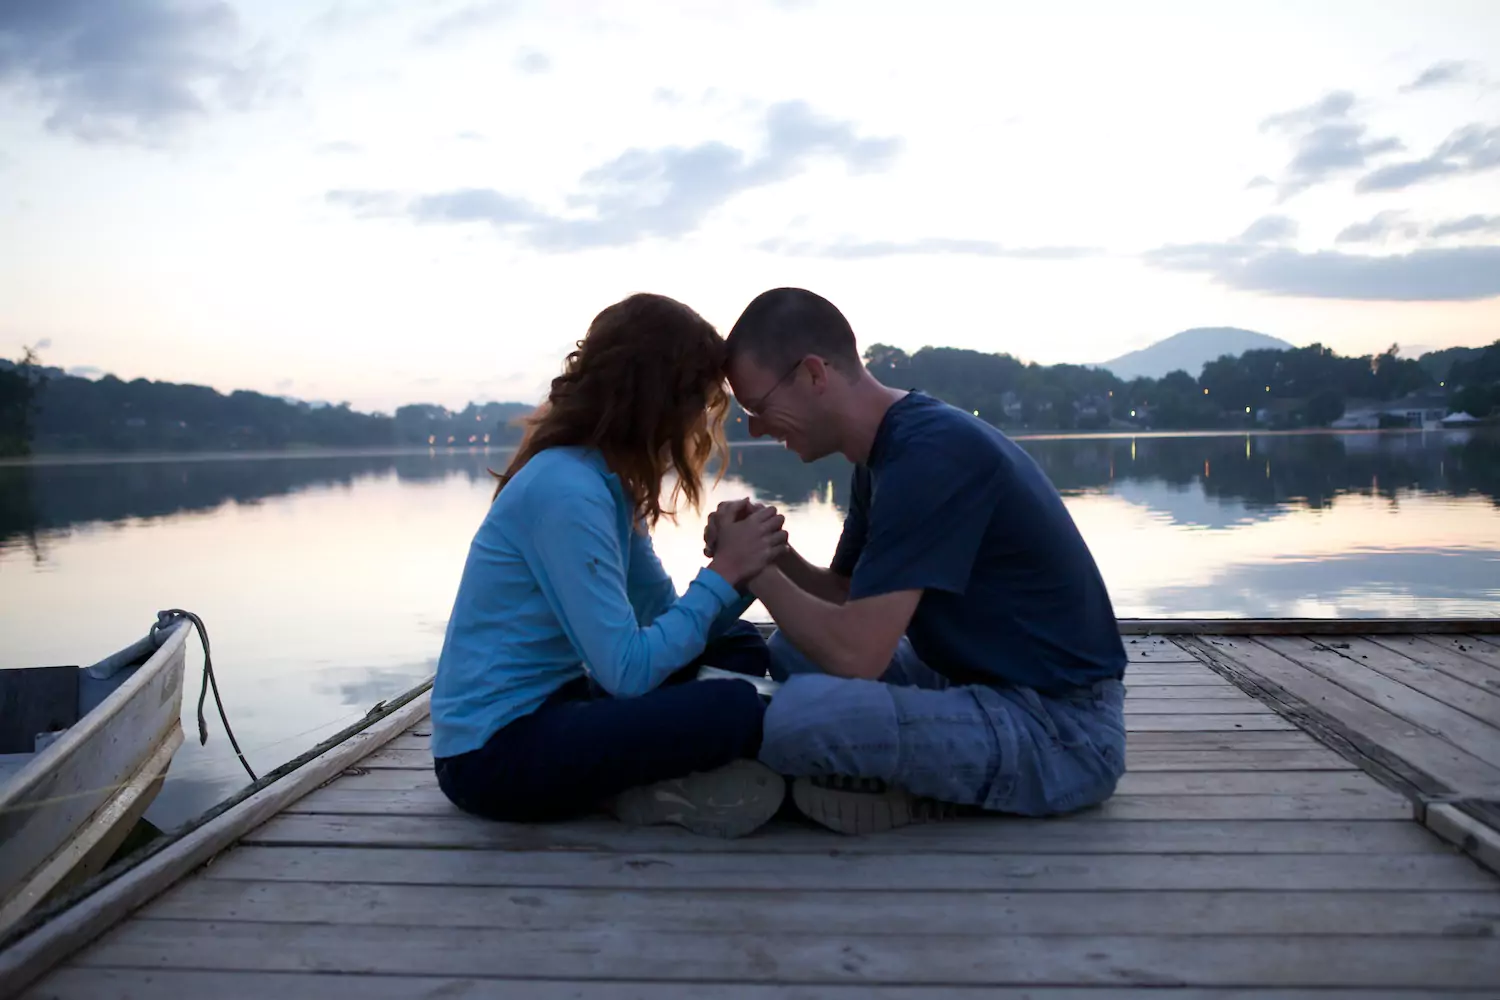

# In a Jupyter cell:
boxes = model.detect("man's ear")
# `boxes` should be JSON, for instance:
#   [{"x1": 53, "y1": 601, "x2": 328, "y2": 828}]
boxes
[{"x1": 803, "y1": 355, "x2": 831, "y2": 391}]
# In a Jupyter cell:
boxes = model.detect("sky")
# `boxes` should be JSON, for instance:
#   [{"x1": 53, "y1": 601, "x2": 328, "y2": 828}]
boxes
[{"x1": 1, "y1": 0, "x2": 1498, "y2": 413}]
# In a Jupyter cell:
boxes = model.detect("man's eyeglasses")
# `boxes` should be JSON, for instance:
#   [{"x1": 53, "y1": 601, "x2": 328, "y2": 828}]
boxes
[{"x1": 739, "y1": 360, "x2": 802, "y2": 418}]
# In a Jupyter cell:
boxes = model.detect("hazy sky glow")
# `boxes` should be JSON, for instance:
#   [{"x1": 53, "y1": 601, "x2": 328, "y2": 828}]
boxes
[{"x1": 2, "y1": 0, "x2": 1498, "y2": 411}]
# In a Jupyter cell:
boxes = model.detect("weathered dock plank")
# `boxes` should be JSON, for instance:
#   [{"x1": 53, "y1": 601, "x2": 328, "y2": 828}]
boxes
[
  {"x1": 33, "y1": 970, "x2": 1500, "y2": 1000},
  {"x1": 1187, "y1": 636, "x2": 1500, "y2": 799},
  {"x1": 1257, "y1": 636, "x2": 1500, "y2": 764},
  {"x1": 69, "y1": 921, "x2": 1500, "y2": 989},
  {"x1": 142, "y1": 881, "x2": 1500, "y2": 937},
  {"x1": 199, "y1": 846, "x2": 1485, "y2": 892},
  {"x1": 1367, "y1": 634, "x2": 1500, "y2": 695}
]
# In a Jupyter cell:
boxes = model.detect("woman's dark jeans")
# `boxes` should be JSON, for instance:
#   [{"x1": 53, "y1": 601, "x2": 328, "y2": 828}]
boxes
[{"x1": 434, "y1": 621, "x2": 771, "y2": 822}]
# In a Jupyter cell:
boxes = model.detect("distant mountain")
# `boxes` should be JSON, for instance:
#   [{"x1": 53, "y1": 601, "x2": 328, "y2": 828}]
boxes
[{"x1": 1096, "y1": 327, "x2": 1295, "y2": 381}]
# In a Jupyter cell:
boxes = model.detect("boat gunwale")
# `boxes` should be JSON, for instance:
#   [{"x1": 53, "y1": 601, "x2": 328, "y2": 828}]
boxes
[{"x1": 0, "y1": 620, "x2": 191, "y2": 811}]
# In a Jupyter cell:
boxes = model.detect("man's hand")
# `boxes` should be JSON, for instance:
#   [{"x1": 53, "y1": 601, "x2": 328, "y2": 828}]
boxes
[
  {"x1": 707, "y1": 506, "x2": 789, "y2": 588},
  {"x1": 703, "y1": 498, "x2": 762, "y2": 557}
]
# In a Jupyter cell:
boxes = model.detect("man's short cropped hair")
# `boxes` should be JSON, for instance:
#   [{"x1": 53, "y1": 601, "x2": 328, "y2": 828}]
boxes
[{"x1": 725, "y1": 287, "x2": 862, "y2": 375}]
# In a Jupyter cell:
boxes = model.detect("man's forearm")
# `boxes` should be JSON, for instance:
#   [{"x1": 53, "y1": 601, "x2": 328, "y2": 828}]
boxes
[
  {"x1": 774, "y1": 546, "x2": 850, "y2": 605},
  {"x1": 749, "y1": 566, "x2": 863, "y2": 677}
]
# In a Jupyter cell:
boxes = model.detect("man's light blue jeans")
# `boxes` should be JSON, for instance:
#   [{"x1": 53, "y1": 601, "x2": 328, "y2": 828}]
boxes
[{"x1": 757, "y1": 631, "x2": 1127, "y2": 816}]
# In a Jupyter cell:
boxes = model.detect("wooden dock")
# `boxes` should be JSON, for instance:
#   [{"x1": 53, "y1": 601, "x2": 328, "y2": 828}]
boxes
[{"x1": 6, "y1": 622, "x2": 1500, "y2": 997}]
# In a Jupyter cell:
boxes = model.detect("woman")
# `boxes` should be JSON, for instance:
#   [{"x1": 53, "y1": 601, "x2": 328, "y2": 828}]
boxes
[{"x1": 431, "y1": 293, "x2": 790, "y2": 839}]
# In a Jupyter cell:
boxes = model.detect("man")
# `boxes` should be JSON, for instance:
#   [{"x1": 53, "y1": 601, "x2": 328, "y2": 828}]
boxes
[{"x1": 710, "y1": 287, "x2": 1128, "y2": 835}]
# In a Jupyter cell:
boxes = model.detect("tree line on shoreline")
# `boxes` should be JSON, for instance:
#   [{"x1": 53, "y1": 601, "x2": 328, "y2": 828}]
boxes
[{"x1": 2, "y1": 338, "x2": 1497, "y2": 458}]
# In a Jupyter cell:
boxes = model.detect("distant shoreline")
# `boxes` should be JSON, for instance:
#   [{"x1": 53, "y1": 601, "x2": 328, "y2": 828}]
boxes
[{"x1": 2, "y1": 426, "x2": 1490, "y2": 469}]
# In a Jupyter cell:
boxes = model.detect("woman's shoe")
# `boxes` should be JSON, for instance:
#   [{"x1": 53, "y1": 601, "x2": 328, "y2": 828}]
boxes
[{"x1": 609, "y1": 759, "x2": 786, "y2": 838}]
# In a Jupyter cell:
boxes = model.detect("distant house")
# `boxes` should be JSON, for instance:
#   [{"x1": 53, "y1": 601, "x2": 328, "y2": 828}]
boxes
[{"x1": 1332, "y1": 392, "x2": 1449, "y2": 430}]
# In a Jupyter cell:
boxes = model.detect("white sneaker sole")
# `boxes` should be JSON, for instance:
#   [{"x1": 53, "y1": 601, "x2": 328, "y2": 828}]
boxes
[{"x1": 610, "y1": 759, "x2": 786, "y2": 839}]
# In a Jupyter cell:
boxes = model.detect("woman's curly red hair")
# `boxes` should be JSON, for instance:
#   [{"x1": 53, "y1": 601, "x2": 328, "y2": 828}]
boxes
[{"x1": 493, "y1": 293, "x2": 729, "y2": 528}]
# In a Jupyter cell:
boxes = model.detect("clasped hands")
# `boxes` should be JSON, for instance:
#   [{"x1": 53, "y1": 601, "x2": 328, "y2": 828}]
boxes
[{"x1": 703, "y1": 498, "x2": 787, "y2": 589}]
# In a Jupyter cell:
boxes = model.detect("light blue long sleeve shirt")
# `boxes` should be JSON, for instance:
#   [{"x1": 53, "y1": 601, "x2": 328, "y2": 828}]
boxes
[{"x1": 430, "y1": 446, "x2": 754, "y2": 759}]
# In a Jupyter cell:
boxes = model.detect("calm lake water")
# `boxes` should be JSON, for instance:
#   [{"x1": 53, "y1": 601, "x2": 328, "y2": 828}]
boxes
[{"x1": 3, "y1": 429, "x2": 1499, "y2": 827}]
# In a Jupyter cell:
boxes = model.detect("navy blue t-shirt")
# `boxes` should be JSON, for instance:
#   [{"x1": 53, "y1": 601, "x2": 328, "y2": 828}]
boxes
[{"x1": 831, "y1": 392, "x2": 1126, "y2": 693}]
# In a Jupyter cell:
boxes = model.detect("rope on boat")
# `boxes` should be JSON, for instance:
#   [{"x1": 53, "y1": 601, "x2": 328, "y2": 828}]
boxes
[{"x1": 155, "y1": 609, "x2": 257, "y2": 782}]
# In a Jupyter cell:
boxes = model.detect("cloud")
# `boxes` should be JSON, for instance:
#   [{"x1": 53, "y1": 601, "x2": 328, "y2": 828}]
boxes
[
  {"x1": 66, "y1": 365, "x2": 103, "y2": 378},
  {"x1": 455, "y1": 130, "x2": 486, "y2": 142},
  {"x1": 316, "y1": 140, "x2": 361, "y2": 155},
  {"x1": 273, "y1": 377, "x2": 294, "y2": 391},
  {"x1": 409, "y1": 188, "x2": 538, "y2": 225},
  {"x1": 1257, "y1": 91, "x2": 1402, "y2": 200},
  {"x1": 758, "y1": 237, "x2": 1100, "y2": 260},
  {"x1": 1238, "y1": 214, "x2": 1298, "y2": 244},
  {"x1": 325, "y1": 189, "x2": 406, "y2": 216},
  {"x1": 1145, "y1": 241, "x2": 1500, "y2": 302},
  {"x1": 1429, "y1": 214, "x2": 1500, "y2": 238},
  {"x1": 1401, "y1": 60, "x2": 1479, "y2": 92},
  {"x1": 1278, "y1": 124, "x2": 1402, "y2": 199},
  {"x1": 1356, "y1": 124, "x2": 1500, "y2": 193},
  {"x1": 1245, "y1": 175, "x2": 1274, "y2": 190},
  {"x1": 0, "y1": 0, "x2": 288, "y2": 144},
  {"x1": 35, "y1": 337, "x2": 52, "y2": 350},
  {"x1": 1334, "y1": 211, "x2": 1500, "y2": 243},
  {"x1": 328, "y1": 101, "x2": 902, "y2": 251},
  {"x1": 514, "y1": 48, "x2": 550, "y2": 74},
  {"x1": 1335, "y1": 211, "x2": 1422, "y2": 244},
  {"x1": 1259, "y1": 90, "x2": 1356, "y2": 132},
  {"x1": 417, "y1": 2, "x2": 515, "y2": 45}
]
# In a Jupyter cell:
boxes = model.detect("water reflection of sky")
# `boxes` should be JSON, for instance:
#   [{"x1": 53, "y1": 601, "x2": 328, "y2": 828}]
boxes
[{"x1": 1, "y1": 430, "x2": 1497, "y2": 824}]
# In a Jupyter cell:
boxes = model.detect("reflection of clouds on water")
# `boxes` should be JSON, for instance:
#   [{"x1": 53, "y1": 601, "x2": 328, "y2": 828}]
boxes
[
  {"x1": 315, "y1": 661, "x2": 436, "y2": 709},
  {"x1": 1131, "y1": 548, "x2": 1500, "y2": 620},
  {"x1": 1106, "y1": 479, "x2": 1287, "y2": 531}
]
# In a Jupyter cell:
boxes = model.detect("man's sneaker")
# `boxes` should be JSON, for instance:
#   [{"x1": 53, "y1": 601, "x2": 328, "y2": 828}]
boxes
[
  {"x1": 791, "y1": 774, "x2": 964, "y2": 835},
  {"x1": 609, "y1": 759, "x2": 786, "y2": 839}
]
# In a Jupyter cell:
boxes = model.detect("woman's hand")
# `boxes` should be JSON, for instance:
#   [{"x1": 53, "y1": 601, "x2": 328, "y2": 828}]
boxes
[
  {"x1": 703, "y1": 497, "x2": 759, "y2": 557},
  {"x1": 708, "y1": 504, "x2": 788, "y2": 587}
]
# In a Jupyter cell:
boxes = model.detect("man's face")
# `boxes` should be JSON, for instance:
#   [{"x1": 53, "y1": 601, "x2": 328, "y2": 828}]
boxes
[{"x1": 726, "y1": 353, "x2": 829, "y2": 462}]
